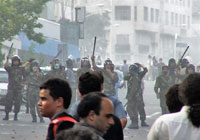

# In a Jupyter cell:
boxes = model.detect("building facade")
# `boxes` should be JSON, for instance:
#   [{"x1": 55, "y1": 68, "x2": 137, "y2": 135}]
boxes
[{"x1": 110, "y1": 0, "x2": 192, "y2": 64}]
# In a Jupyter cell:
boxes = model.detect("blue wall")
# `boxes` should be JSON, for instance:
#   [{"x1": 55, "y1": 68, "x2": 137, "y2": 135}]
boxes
[{"x1": 19, "y1": 33, "x2": 80, "y2": 59}]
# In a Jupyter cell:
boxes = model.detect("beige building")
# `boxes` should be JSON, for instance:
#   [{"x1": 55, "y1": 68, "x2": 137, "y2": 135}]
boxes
[
  {"x1": 110, "y1": 0, "x2": 192, "y2": 64},
  {"x1": 74, "y1": 0, "x2": 192, "y2": 64}
]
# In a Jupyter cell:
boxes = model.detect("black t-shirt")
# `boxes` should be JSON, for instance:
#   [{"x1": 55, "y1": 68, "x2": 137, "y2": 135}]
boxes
[{"x1": 47, "y1": 112, "x2": 76, "y2": 140}]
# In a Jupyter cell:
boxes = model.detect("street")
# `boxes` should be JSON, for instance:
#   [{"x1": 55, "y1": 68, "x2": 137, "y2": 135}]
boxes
[{"x1": 0, "y1": 80, "x2": 161, "y2": 140}]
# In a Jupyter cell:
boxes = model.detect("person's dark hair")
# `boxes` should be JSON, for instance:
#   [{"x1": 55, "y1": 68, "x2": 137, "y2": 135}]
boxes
[
  {"x1": 168, "y1": 58, "x2": 176, "y2": 68},
  {"x1": 40, "y1": 78, "x2": 72, "y2": 109},
  {"x1": 165, "y1": 84, "x2": 184, "y2": 113},
  {"x1": 56, "y1": 126, "x2": 98, "y2": 140},
  {"x1": 179, "y1": 73, "x2": 200, "y2": 127},
  {"x1": 162, "y1": 65, "x2": 168, "y2": 70},
  {"x1": 90, "y1": 71, "x2": 104, "y2": 84},
  {"x1": 78, "y1": 72, "x2": 101, "y2": 96},
  {"x1": 186, "y1": 64, "x2": 195, "y2": 74},
  {"x1": 77, "y1": 92, "x2": 107, "y2": 118}
]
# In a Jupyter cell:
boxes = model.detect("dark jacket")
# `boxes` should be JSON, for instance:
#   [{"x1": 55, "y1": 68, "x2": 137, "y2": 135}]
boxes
[{"x1": 46, "y1": 110, "x2": 76, "y2": 140}]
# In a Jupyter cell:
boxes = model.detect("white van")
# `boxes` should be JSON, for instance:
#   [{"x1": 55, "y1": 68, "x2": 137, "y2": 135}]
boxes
[{"x1": 0, "y1": 68, "x2": 8, "y2": 106}]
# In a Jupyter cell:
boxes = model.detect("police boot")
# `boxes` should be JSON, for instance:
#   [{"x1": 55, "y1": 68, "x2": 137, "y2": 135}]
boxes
[
  {"x1": 32, "y1": 117, "x2": 37, "y2": 123},
  {"x1": 40, "y1": 118, "x2": 45, "y2": 123},
  {"x1": 14, "y1": 113, "x2": 18, "y2": 121},
  {"x1": 141, "y1": 121, "x2": 149, "y2": 127},
  {"x1": 128, "y1": 122, "x2": 139, "y2": 129},
  {"x1": 3, "y1": 113, "x2": 9, "y2": 120}
]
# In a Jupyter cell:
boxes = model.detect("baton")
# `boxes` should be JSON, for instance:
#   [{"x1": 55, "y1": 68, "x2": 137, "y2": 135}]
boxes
[
  {"x1": 180, "y1": 46, "x2": 189, "y2": 61},
  {"x1": 92, "y1": 36, "x2": 97, "y2": 56}
]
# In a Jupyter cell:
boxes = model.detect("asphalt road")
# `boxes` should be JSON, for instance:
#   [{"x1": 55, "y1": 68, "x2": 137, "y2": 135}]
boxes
[{"x1": 0, "y1": 80, "x2": 161, "y2": 140}]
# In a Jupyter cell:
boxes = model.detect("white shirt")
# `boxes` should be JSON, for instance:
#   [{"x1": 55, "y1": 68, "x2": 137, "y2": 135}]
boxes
[{"x1": 147, "y1": 106, "x2": 200, "y2": 140}]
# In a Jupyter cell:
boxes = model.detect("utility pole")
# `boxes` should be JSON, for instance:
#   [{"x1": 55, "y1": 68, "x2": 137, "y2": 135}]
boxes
[{"x1": 71, "y1": 0, "x2": 74, "y2": 21}]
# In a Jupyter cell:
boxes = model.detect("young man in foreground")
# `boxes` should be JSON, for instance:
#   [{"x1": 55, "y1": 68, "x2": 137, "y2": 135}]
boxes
[{"x1": 38, "y1": 78, "x2": 77, "y2": 140}]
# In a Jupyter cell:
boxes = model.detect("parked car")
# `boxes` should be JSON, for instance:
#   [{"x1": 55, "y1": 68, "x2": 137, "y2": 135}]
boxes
[{"x1": 0, "y1": 68, "x2": 8, "y2": 106}]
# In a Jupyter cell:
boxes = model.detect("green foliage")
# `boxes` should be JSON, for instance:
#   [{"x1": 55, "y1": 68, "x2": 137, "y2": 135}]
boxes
[
  {"x1": 0, "y1": 0, "x2": 50, "y2": 44},
  {"x1": 0, "y1": 43, "x2": 5, "y2": 67},
  {"x1": 80, "y1": 11, "x2": 110, "y2": 58},
  {"x1": 28, "y1": 42, "x2": 36, "y2": 59}
]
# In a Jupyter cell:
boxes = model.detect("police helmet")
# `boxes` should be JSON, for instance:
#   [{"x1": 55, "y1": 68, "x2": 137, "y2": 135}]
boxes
[
  {"x1": 181, "y1": 58, "x2": 189, "y2": 68},
  {"x1": 31, "y1": 60, "x2": 39, "y2": 67},
  {"x1": 66, "y1": 58, "x2": 73, "y2": 68},
  {"x1": 12, "y1": 55, "x2": 21, "y2": 61},
  {"x1": 104, "y1": 59, "x2": 114, "y2": 71},
  {"x1": 81, "y1": 57, "x2": 91, "y2": 68},
  {"x1": 129, "y1": 64, "x2": 139, "y2": 73},
  {"x1": 11, "y1": 55, "x2": 21, "y2": 65}
]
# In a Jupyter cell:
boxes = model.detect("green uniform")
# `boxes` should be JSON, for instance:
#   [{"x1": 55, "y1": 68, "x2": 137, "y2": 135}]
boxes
[
  {"x1": 27, "y1": 70, "x2": 44, "y2": 122},
  {"x1": 45, "y1": 69, "x2": 67, "y2": 81},
  {"x1": 4, "y1": 65, "x2": 25, "y2": 115},
  {"x1": 124, "y1": 68, "x2": 148, "y2": 125},
  {"x1": 93, "y1": 66, "x2": 118, "y2": 95},
  {"x1": 154, "y1": 74, "x2": 172, "y2": 114}
]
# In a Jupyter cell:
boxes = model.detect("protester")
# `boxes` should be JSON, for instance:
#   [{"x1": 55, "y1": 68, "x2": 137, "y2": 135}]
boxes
[
  {"x1": 77, "y1": 92, "x2": 114, "y2": 140},
  {"x1": 38, "y1": 78, "x2": 77, "y2": 140},
  {"x1": 154, "y1": 66, "x2": 172, "y2": 114},
  {"x1": 91, "y1": 56, "x2": 127, "y2": 128},
  {"x1": 165, "y1": 84, "x2": 184, "y2": 113},
  {"x1": 148, "y1": 73, "x2": 200, "y2": 140},
  {"x1": 70, "y1": 71, "x2": 124, "y2": 140},
  {"x1": 56, "y1": 125, "x2": 99, "y2": 140},
  {"x1": 168, "y1": 58, "x2": 177, "y2": 84}
]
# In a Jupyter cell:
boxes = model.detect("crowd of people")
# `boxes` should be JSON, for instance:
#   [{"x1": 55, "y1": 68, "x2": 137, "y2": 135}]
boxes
[{"x1": 2, "y1": 53, "x2": 200, "y2": 140}]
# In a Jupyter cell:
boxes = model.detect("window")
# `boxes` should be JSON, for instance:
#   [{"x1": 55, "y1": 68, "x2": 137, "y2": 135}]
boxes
[
  {"x1": 183, "y1": 15, "x2": 186, "y2": 24},
  {"x1": 144, "y1": 7, "x2": 148, "y2": 21},
  {"x1": 183, "y1": 0, "x2": 185, "y2": 7},
  {"x1": 188, "y1": 16, "x2": 190, "y2": 29},
  {"x1": 175, "y1": 0, "x2": 179, "y2": 5},
  {"x1": 138, "y1": 45, "x2": 149, "y2": 54},
  {"x1": 180, "y1": 14, "x2": 182, "y2": 26},
  {"x1": 134, "y1": 6, "x2": 137, "y2": 21},
  {"x1": 115, "y1": 35, "x2": 130, "y2": 53},
  {"x1": 115, "y1": 6, "x2": 131, "y2": 20},
  {"x1": 151, "y1": 8, "x2": 154, "y2": 23},
  {"x1": 175, "y1": 13, "x2": 178, "y2": 26},
  {"x1": 165, "y1": 11, "x2": 169, "y2": 25},
  {"x1": 116, "y1": 35, "x2": 129, "y2": 45},
  {"x1": 171, "y1": 12, "x2": 174, "y2": 25},
  {"x1": 155, "y1": 9, "x2": 159, "y2": 23},
  {"x1": 187, "y1": 0, "x2": 190, "y2": 7}
]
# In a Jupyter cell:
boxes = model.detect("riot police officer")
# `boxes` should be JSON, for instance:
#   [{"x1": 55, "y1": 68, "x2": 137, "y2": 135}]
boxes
[
  {"x1": 26, "y1": 60, "x2": 44, "y2": 122},
  {"x1": 91, "y1": 56, "x2": 127, "y2": 129},
  {"x1": 124, "y1": 63, "x2": 149, "y2": 129},
  {"x1": 45, "y1": 58, "x2": 67, "y2": 81},
  {"x1": 76, "y1": 57, "x2": 92, "y2": 81},
  {"x1": 66, "y1": 58, "x2": 76, "y2": 105},
  {"x1": 3, "y1": 55, "x2": 26, "y2": 121}
]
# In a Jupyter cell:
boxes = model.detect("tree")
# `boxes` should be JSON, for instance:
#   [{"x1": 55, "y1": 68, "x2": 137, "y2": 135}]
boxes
[
  {"x1": 79, "y1": 11, "x2": 110, "y2": 59},
  {"x1": 0, "y1": 44, "x2": 5, "y2": 67},
  {"x1": 0, "y1": 0, "x2": 50, "y2": 44}
]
